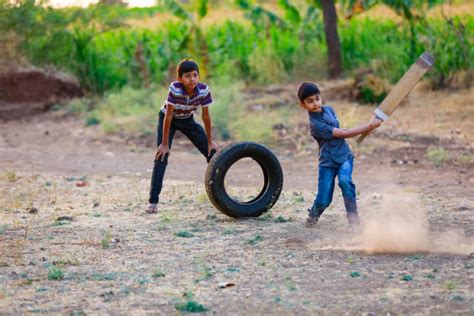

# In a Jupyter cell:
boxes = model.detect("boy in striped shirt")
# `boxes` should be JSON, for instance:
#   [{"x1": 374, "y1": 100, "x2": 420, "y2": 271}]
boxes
[{"x1": 146, "y1": 59, "x2": 219, "y2": 213}]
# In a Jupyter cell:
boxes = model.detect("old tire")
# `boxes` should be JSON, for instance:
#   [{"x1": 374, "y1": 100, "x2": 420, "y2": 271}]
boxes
[{"x1": 205, "y1": 141, "x2": 283, "y2": 218}]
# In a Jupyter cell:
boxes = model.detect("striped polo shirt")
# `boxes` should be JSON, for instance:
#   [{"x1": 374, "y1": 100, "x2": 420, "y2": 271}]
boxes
[{"x1": 161, "y1": 81, "x2": 213, "y2": 119}]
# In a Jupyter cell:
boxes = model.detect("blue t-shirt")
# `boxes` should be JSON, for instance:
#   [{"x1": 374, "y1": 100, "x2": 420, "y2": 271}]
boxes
[{"x1": 309, "y1": 105, "x2": 353, "y2": 168}]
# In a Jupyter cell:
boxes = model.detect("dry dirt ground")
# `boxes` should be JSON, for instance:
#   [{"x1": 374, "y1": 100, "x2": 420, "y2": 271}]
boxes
[{"x1": 1, "y1": 87, "x2": 473, "y2": 315}]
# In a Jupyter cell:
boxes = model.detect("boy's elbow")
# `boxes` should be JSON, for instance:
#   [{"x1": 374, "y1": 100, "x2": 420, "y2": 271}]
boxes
[{"x1": 332, "y1": 129, "x2": 345, "y2": 139}]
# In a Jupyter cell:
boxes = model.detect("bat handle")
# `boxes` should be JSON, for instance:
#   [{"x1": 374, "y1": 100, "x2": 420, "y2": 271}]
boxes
[
  {"x1": 357, "y1": 131, "x2": 369, "y2": 144},
  {"x1": 357, "y1": 113, "x2": 384, "y2": 145}
]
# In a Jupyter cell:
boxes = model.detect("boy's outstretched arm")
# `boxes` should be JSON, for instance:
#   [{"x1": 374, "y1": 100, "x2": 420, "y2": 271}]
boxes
[
  {"x1": 155, "y1": 105, "x2": 174, "y2": 161},
  {"x1": 333, "y1": 116, "x2": 382, "y2": 139},
  {"x1": 202, "y1": 107, "x2": 219, "y2": 156}
]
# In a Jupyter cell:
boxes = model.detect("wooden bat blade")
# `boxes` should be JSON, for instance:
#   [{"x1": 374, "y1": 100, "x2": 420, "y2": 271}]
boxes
[{"x1": 357, "y1": 52, "x2": 435, "y2": 144}]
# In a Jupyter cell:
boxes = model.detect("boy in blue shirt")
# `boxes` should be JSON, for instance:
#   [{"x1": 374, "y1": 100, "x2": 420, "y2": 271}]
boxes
[
  {"x1": 146, "y1": 59, "x2": 219, "y2": 213},
  {"x1": 297, "y1": 82, "x2": 382, "y2": 227}
]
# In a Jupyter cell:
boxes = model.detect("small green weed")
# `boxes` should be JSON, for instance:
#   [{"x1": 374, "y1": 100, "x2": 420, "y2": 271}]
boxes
[
  {"x1": 246, "y1": 234, "x2": 264, "y2": 245},
  {"x1": 444, "y1": 281, "x2": 457, "y2": 290},
  {"x1": 345, "y1": 256, "x2": 356, "y2": 264},
  {"x1": 293, "y1": 195, "x2": 305, "y2": 203},
  {"x1": 4, "y1": 170, "x2": 18, "y2": 182},
  {"x1": 152, "y1": 269, "x2": 165, "y2": 278},
  {"x1": 401, "y1": 274, "x2": 413, "y2": 281},
  {"x1": 255, "y1": 213, "x2": 273, "y2": 222},
  {"x1": 196, "y1": 193, "x2": 208, "y2": 204},
  {"x1": 159, "y1": 214, "x2": 175, "y2": 224},
  {"x1": 274, "y1": 215, "x2": 291, "y2": 223},
  {"x1": 284, "y1": 277, "x2": 296, "y2": 291},
  {"x1": 427, "y1": 147, "x2": 449, "y2": 167},
  {"x1": 450, "y1": 295, "x2": 464, "y2": 302},
  {"x1": 91, "y1": 272, "x2": 116, "y2": 281},
  {"x1": 408, "y1": 254, "x2": 422, "y2": 260},
  {"x1": 424, "y1": 273, "x2": 435, "y2": 279},
  {"x1": 137, "y1": 277, "x2": 151, "y2": 286},
  {"x1": 85, "y1": 114, "x2": 100, "y2": 126},
  {"x1": 47, "y1": 266, "x2": 64, "y2": 280},
  {"x1": 222, "y1": 229, "x2": 236, "y2": 235},
  {"x1": 175, "y1": 300, "x2": 208, "y2": 313},
  {"x1": 457, "y1": 154, "x2": 474, "y2": 164},
  {"x1": 226, "y1": 266, "x2": 240, "y2": 273},
  {"x1": 206, "y1": 214, "x2": 217, "y2": 221},
  {"x1": 195, "y1": 262, "x2": 214, "y2": 283},
  {"x1": 101, "y1": 231, "x2": 112, "y2": 249},
  {"x1": 175, "y1": 230, "x2": 194, "y2": 238}
]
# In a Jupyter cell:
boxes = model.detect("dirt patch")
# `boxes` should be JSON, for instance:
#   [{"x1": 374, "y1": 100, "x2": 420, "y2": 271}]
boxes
[{"x1": 0, "y1": 70, "x2": 83, "y2": 121}]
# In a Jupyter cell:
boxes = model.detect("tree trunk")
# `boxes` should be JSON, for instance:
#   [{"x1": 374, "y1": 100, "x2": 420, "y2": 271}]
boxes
[{"x1": 320, "y1": 0, "x2": 343, "y2": 78}]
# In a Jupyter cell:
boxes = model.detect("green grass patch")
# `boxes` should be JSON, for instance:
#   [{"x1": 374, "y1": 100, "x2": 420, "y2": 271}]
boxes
[
  {"x1": 91, "y1": 272, "x2": 116, "y2": 281},
  {"x1": 87, "y1": 86, "x2": 166, "y2": 136},
  {"x1": 4, "y1": 170, "x2": 18, "y2": 182},
  {"x1": 101, "y1": 231, "x2": 112, "y2": 249},
  {"x1": 274, "y1": 215, "x2": 291, "y2": 223},
  {"x1": 53, "y1": 219, "x2": 70, "y2": 227},
  {"x1": 427, "y1": 147, "x2": 450, "y2": 167},
  {"x1": 450, "y1": 295, "x2": 465, "y2": 302},
  {"x1": 424, "y1": 273, "x2": 435, "y2": 279},
  {"x1": 401, "y1": 274, "x2": 413, "y2": 282},
  {"x1": 350, "y1": 271, "x2": 361, "y2": 278},
  {"x1": 194, "y1": 261, "x2": 214, "y2": 283},
  {"x1": 457, "y1": 154, "x2": 474, "y2": 164},
  {"x1": 152, "y1": 269, "x2": 165, "y2": 278},
  {"x1": 175, "y1": 230, "x2": 194, "y2": 238},
  {"x1": 226, "y1": 266, "x2": 240, "y2": 273},
  {"x1": 47, "y1": 266, "x2": 64, "y2": 281},
  {"x1": 175, "y1": 300, "x2": 208, "y2": 313},
  {"x1": 246, "y1": 234, "x2": 264, "y2": 245},
  {"x1": 444, "y1": 281, "x2": 457, "y2": 290}
]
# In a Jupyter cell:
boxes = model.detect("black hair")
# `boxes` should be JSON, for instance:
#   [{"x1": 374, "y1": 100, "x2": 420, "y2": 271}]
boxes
[
  {"x1": 297, "y1": 82, "x2": 320, "y2": 102},
  {"x1": 177, "y1": 58, "x2": 200, "y2": 77}
]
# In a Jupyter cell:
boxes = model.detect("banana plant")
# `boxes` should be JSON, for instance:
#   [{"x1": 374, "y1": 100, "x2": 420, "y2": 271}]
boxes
[
  {"x1": 159, "y1": 0, "x2": 211, "y2": 78},
  {"x1": 235, "y1": 0, "x2": 288, "y2": 38},
  {"x1": 236, "y1": 0, "x2": 342, "y2": 78},
  {"x1": 341, "y1": 0, "x2": 445, "y2": 59}
]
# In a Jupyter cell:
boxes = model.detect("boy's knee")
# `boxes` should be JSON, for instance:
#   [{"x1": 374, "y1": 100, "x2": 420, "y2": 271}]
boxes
[
  {"x1": 315, "y1": 197, "x2": 332, "y2": 209},
  {"x1": 338, "y1": 177, "x2": 353, "y2": 189}
]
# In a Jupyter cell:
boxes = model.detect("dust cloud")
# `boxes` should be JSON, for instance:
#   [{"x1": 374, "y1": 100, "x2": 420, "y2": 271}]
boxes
[{"x1": 352, "y1": 190, "x2": 473, "y2": 255}]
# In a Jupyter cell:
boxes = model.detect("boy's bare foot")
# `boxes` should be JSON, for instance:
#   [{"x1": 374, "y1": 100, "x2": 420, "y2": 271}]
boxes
[
  {"x1": 305, "y1": 209, "x2": 319, "y2": 227},
  {"x1": 145, "y1": 203, "x2": 158, "y2": 214}
]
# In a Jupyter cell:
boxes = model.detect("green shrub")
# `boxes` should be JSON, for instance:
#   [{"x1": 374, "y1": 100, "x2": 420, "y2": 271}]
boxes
[
  {"x1": 2, "y1": 1, "x2": 471, "y2": 92},
  {"x1": 427, "y1": 146, "x2": 449, "y2": 167},
  {"x1": 175, "y1": 300, "x2": 208, "y2": 313}
]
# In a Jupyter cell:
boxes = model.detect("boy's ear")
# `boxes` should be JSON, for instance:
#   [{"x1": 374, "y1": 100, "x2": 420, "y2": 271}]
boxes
[{"x1": 298, "y1": 101, "x2": 305, "y2": 108}]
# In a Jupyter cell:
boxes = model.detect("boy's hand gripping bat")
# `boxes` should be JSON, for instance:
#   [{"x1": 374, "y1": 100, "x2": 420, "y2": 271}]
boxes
[{"x1": 357, "y1": 52, "x2": 435, "y2": 144}]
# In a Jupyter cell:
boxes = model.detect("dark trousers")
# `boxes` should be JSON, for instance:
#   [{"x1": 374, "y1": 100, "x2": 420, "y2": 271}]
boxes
[
  {"x1": 310, "y1": 158, "x2": 357, "y2": 218},
  {"x1": 148, "y1": 112, "x2": 212, "y2": 204}
]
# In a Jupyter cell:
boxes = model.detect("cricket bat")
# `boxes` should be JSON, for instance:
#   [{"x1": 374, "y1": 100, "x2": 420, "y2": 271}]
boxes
[{"x1": 357, "y1": 52, "x2": 435, "y2": 144}]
